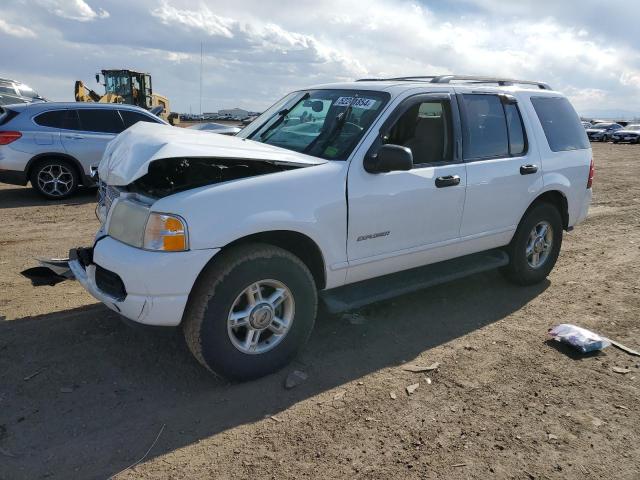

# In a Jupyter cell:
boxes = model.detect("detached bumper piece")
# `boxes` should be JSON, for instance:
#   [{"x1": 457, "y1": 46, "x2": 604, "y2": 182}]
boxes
[{"x1": 21, "y1": 257, "x2": 76, "y2": 286}]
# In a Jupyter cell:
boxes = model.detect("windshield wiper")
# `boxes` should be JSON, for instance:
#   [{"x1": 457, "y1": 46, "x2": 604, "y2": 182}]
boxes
[
  {"x1": 259, "y1": 92, "x2": 310, "y2": 141},
  {"x1": 303, "y1": 96, "x2": 357, "y2": 155}
]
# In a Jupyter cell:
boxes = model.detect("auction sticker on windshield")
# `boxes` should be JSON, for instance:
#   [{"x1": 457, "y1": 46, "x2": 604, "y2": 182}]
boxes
[{"x1": 333, "y1": 97, "x2": 376, "y2": 109}]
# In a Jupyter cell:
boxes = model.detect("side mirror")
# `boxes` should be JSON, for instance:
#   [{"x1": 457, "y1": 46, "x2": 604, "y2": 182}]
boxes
[
  {"x1": 364, "y1": 144, "x2": 413, "y2": 173},
  {"x1": 95, "y1": 74, "x2": 100, "y2": 83}
]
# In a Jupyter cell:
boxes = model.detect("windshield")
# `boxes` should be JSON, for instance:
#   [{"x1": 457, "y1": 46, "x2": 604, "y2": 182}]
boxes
[
  {"x1": 105, "y1": 73, "x2": 131, "y2": 96},
  {"x1": 591, "y1": 124, "x2": 611, "y2": 130},
  {"x1": 237, "y1": 89, "x2": 390, "y2": 160}
]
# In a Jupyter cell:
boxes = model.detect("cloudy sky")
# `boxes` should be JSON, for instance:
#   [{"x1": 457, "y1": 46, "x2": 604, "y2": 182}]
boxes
[{"x1": 2, "y1": 0, "x2": 639, "y2": 116}]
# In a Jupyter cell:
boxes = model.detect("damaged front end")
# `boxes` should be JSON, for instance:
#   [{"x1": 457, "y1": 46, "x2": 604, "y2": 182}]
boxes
[{"x1": 128, "y1": 156, "x2": 303, "y2": 198}]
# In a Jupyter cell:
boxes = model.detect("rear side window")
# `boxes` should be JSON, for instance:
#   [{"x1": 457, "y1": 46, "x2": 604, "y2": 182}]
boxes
[
  {"x1": 77, "y1": 109, "x2": 124, "y2": 134},
  {"x1": 462, "y1": 94, "x2": 509, "y2": 159},
  {"x1": 35, "y1": 110, "x2": 81, "y2": 130},
  {"x1": 120, "y1": 110, "x2": 160, "y2": 129},
  {"x1": 530, "y1": 97, "x2": 590, "y2": 151}
]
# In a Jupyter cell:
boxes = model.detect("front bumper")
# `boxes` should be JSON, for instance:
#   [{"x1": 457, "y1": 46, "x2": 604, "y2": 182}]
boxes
[{"x1": 70, "y1": 236, "x2": 219, "y2": 326}]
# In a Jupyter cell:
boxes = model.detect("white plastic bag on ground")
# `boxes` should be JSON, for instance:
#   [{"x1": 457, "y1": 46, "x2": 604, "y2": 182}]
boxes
[{"x1": 548, "y1": 324, "x2": 611, "y2": 353}]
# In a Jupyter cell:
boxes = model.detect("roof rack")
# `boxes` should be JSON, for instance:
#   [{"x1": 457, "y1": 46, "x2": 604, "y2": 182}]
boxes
[{"x1": 356, "y1": 75, "x2": 551, "y2": 90}]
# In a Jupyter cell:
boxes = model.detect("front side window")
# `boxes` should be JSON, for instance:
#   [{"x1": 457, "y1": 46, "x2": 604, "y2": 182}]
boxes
[
  {"x1": 34, "y1": 110, "x2": 81, "y2": 130},
  {"x1": 120, "y1": 110, "x2": 160, "y2": 129},
  {"x1": 239, "y1": 89, "x2": 390, "y2": 160},
  {"x1": 77, "y1": 109, "x2": 124, "y2": 134},
  {"x1": 383, "y1": 99, "x2": 454, "y2": 165},
  {"x1": 531, "y1": 96, "x2": 590, "y2": 152}
]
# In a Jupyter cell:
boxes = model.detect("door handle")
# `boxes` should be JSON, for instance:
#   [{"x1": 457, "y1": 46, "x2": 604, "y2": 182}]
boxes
[
  {"x1": 520, "y1": 164, "x2": 538, "y2": 175},
  {"x1": 435, "y1": 175, "x2": 461, "y2": 188},
  {"x1": 64, "y1": 135, "x2": 83, "y2": 140}
]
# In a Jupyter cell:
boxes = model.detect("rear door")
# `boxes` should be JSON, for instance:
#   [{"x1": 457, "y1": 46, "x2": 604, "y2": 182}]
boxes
[
  {"x1": 458, "y1": 92, "x2": 542, "y2": 242},
  {"x1": 61, "y1": 109, "x2": 125, "y2": 173}
]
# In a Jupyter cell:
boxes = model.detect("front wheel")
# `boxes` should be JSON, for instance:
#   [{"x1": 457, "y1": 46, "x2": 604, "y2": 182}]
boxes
[
  {"x1": 182, "y1": 243, "x2": 317, "y2": 380},
  {"x1": 502, "y1": 203, "x2": 563, "y2": 285}
]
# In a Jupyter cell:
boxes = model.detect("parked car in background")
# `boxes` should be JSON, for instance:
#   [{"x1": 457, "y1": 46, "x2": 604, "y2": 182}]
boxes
[
  {"x1": 0, "y1": 78, "x2": 46, "y2": 106},
  {"x1": 581, "y1": 121, "x2": 592, "y2": 128},
  {"x1": 0, "y1": 102, "x2": 167, "y2": 199},
  {"x1": 186, "y1": 122, "x2": 240, "y2": 135},
  {"x1": 610, "y1": 124, "x2": 640, "y2": 144},
  {"x1": 585, "y1": 122, "x2": 622, "y2": 142},
  {"x1": 67, "y1": 75, "x2": 593, "y2": 380}
]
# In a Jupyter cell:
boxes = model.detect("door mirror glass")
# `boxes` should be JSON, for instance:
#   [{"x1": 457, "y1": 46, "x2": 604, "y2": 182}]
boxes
[{"x1": 364, "y1": 144, "x2": 413, "y2": 173}]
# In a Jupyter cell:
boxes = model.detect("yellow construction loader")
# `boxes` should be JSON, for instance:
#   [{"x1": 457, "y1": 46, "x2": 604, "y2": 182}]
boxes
[{"x1": 75, "y1": 69, "x2": 179, "y2": 125}]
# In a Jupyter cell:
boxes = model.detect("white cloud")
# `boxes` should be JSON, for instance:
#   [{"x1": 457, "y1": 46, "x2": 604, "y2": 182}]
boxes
[
  {"x1": 35, "y1": 0, "x2": 109, "y2": 22},
  {"x1": 151, "y1": 2, "x2": 235, "y2": 37},
  {"x1": 0, "y1": 18, "x2": 37, "y2": 38},
  {"x1": 2, "y1": 0, "x2": 640, "y2": 115}
]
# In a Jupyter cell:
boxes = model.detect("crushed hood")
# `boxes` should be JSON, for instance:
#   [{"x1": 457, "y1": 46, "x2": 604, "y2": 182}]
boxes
[{"x1": 99, "y1": 122, "x2": 326, "y2": 185}]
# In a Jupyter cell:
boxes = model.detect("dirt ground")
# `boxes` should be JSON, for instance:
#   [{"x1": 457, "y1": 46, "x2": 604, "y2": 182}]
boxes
[{"x1": 1, "y1": 142, "x2": 639, "y2": 479}]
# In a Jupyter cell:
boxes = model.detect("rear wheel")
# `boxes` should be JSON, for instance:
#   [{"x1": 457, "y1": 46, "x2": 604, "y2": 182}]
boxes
[
  {"x1": 502, "y1": 203, "x2": 563, "y2": 285},
  {"x1": 183, "y1": 243, "x2": 317, "y2": 380},
  {"x1": 30, "y1": 159, "x2": 79, "y2": 199}
]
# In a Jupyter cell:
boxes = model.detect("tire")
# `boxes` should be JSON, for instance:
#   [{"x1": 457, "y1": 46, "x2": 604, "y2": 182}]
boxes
[
  {"x1": 502, "y1": 203, "x2": 563, "y2": 286},
  {"x1": 182, "y1": 243, "x2": 317, "y2": 380},
  {"x1": 30, "y1": 158, "x2": 79, "y2": 199}
]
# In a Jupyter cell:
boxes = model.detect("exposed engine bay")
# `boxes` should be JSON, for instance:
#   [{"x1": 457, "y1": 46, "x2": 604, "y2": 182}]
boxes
[{"x1": 128, "y1": 157, "x2": 306, "y2": 198}]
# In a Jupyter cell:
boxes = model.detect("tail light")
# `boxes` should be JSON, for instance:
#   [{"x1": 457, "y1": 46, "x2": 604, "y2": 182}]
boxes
[
  {"x1": 0, "y1": 131, "x2": 21, "y2": 145},
  {"x1": 587, "y1": 158, "x2": 594, "y2": 188}
]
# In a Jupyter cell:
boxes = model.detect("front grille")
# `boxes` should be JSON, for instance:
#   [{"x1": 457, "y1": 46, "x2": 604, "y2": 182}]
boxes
[
  {"x1": 98, "y1": 181, "x2": 121, "y2": 218},
  {"x1": 95, "y1": 264, "x2": 127, "y2": 301}
]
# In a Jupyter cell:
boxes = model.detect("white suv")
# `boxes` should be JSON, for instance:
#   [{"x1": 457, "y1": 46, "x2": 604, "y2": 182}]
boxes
[{"x1": 68, "y1": 75, "x2": 593, "y2": 380}]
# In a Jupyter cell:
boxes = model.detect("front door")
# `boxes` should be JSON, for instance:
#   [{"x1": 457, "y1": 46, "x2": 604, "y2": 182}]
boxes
[{"x1": 346, "y1": 92, "x2": 467, "y2": 283}]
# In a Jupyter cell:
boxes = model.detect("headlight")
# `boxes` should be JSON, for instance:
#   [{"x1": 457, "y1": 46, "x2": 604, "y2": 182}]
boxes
[
  {"x1": 107, "y1": 200, "x2": 189, "y2": 252},
  {"x1": 143, "y1": 213, "x2": 188, "y2": 251},
  {"x1": 108, "y1": 199, "x2": 150, "y2": 247}
]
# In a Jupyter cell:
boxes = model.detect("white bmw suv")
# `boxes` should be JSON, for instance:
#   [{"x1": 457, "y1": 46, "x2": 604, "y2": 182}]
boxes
[{"x1": 67, "y1": 75, "x2": 593, "y2": 380}]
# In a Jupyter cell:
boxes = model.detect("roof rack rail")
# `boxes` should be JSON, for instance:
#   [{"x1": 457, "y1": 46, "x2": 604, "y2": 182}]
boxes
[{"x1": 356, "y1": 75, "x2": 551, "y2": 90}]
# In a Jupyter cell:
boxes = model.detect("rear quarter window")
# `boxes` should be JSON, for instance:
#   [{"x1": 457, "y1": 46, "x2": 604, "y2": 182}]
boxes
[{"x1": 530, "y1": 97, "x2": 590, "y2": 152}]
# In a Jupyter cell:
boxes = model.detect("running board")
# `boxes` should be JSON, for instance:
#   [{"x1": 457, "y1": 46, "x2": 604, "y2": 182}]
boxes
[{"x1": 320, "y1": 249, "x2": 509, "y2": 313}]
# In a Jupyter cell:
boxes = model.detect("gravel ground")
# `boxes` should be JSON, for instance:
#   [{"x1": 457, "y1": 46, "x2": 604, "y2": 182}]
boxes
[{"x1": 0, "y1": 142, "x2": 639, "y2": 479}]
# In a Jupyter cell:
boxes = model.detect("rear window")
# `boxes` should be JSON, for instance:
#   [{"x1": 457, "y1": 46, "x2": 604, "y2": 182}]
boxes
[
  {"x1": 120, "y1": 110, "x2": 160, "y2": 129},
  {"x1": 0, "y1": 107, "x2": 19, "y2": 126},
  {"x1": 35, "y1": 110, "x2": 81, "y2": 130},
  {"x1": 78, "y1": 109, "x2": 124, "y2": 134},
  {"x1": 531, "y1": 97, "x2": 590, "y2": 152}
]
